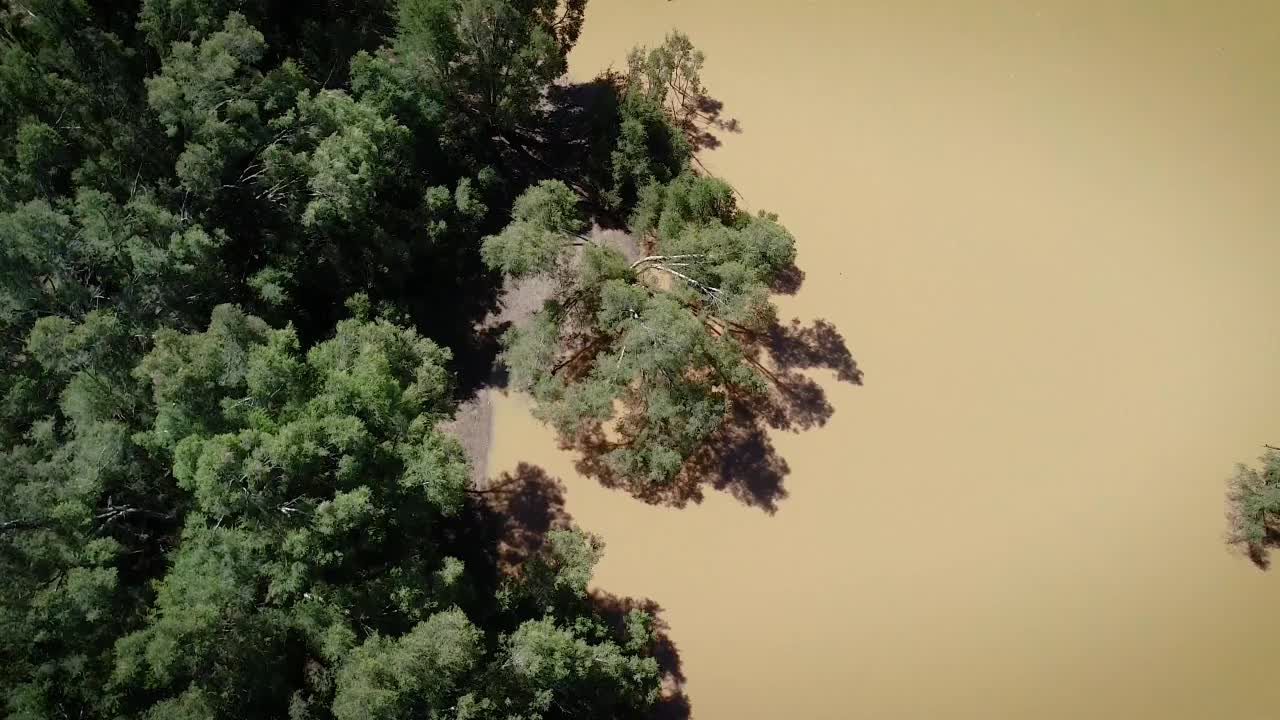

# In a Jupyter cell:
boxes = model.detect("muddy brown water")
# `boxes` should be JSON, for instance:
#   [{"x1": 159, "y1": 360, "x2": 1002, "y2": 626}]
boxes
[{"x1": 487, "y1": 1, "x2": 1280, "y2": 717}]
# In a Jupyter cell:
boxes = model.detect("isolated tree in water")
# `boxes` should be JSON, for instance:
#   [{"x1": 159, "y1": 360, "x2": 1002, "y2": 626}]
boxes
[
  {"x1": 484, "y1": 174, "x2": 796, "y2": 485},
  {"x1": 1228, "y1": 448, "x2": 1280, "y2": 565}
]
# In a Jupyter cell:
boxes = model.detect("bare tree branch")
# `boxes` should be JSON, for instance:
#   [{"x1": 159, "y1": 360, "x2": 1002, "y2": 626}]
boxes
[
  {"x1": 629, "y1": 254, "x2": 704, "y2": 270},
  {"x1": 0, "y1": 518, "x2": 46, "y2": 535}
]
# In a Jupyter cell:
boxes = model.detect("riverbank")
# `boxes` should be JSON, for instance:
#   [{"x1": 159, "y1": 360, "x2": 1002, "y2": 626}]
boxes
[
  {"x1": 486, "y1": 2, "x2": 1280, "y2": 718},
  {"x1": 444, "y1": 226, "x2": 641, "y2": 488}
]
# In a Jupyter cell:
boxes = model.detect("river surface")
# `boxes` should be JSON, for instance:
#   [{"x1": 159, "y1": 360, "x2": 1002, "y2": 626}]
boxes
[{"x1": 487, "y1": 1, "x2": 1280, "y2": 717}]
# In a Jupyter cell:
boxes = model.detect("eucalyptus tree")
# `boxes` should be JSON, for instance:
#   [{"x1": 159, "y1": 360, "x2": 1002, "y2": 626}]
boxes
[
  {"x1": 1228, "y1": 448, "x2": 1280, "y2": 565},
  {"x1": 1, "y1": 1, "x2": 676, "y2": 717},
  {"x1": 484, "y1": 174, "x2": 796, "y2": 484}
]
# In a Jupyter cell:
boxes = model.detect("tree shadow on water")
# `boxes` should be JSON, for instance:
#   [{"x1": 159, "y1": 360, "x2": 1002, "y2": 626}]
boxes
[
  {"x1": 570, "y1": 397, "x2": 791, "y2": 514},
  {"x1": 570, "y1": 315, "x2": 863, "y2": 515},
  {"x1": 525, "y1": 77, "x2": 743, "y2": 226},
  {"x1": 1247, "y1": 545, "x2": 1272, "y2": 570},
  {"x1": 679, "y1": 93, "x2": 742, "y2": 154},
  {"x1": 766, "y1": 318, "x2": 864, "y2": 386},
  {"x1": 769, "y1": 262, "x2": 806, "y2": 296},
  {"x1": 472, "y1": 464, "x2": 693, "y2": 718},
  {"x1": 593, "y1": 593, "x2": 692, "y2": 720},
  {"x1": 476, "y1": 462, "x2": 572, "y2": 571}
]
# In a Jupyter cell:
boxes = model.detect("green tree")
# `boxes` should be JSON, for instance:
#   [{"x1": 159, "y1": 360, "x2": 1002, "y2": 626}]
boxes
[
  {"x1": 332, "y1": 608, "x2": 483, "y2": 720},
  {"x1": 396, "y1": 0, "x2": 586, "y2": 134},
  {"x1": 137, "y1": 0, "x2": 244, "y2": 49},
  {"x1": 145, "y1": 12, "x2": 275, "y2": 196},
  {"x1": 623, "y1": 31, "x2": 718, "y2": 147},
  {"x1": 259, "y1": 88, "x2": 413, "y2": 229},
  {"x1": 484, "y1": 171, "x2": 796, "y2": 485},
  {"x1": 480, "y1": 179, "x2": 587, "y2": 275},
  {"x1": 1, "y1": 1, "x2": 681, "y2": 717},
  {"x1": 1228, "y1": 448, "x2": 1280, "y2": 565},
  {"x1": 3, "y1": 303, "x2": 665, "y2": 718}
]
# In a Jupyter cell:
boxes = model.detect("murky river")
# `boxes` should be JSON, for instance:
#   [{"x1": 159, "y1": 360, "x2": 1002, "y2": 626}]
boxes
[{"x1": 488, "y1": 1, "x2": 1280, "y2": 717}]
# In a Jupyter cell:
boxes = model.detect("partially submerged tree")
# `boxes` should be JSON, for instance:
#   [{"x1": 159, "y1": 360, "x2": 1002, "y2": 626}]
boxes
[
  {"x1": 605, "y1": 31, "x2": 745, "y2": 211},
  {"x1": 622, "y1": 31, "x2": 738, "y2": 154},
  {"x1": 623, "y1": 31, "x2": 708, "y2": 140},
  {"x1": 484, "y1": 174, "x2": 796, "y2": 485},
  {"x1": 1228, "y1": 448, "x2": 1280, "y2": 566}
]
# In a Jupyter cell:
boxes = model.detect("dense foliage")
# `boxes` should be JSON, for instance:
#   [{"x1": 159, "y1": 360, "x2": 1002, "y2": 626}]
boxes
[
  {"x1": 1228, "y1": 449, "x2": 1280, "y2": 565},
  {"x1": 479, "y1": 31, "x2": 808, "y2": 489},
  {"x1": 485, "y1": 173, "x2": 797, "y2": 485},
  {"x1": 0, "y1": 1, "x2": 698, "y2": 717}
]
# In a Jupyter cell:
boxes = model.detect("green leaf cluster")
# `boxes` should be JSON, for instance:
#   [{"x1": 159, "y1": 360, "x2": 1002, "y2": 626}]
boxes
[
  {"x1": 1229, "y1": 449, "x2": 1280, "y2": 563},
  {"x1": 489, "y1": 163, "x2": 798, "y2": 484},
  {"x1": 1, "y1": 1, "x2": 673, "y2": 718}
]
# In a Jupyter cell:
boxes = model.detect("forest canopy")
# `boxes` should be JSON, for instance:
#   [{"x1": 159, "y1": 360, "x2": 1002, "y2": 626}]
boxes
[{"x1": 0, "y1": 1, "x2": 806, "y2": 717}]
